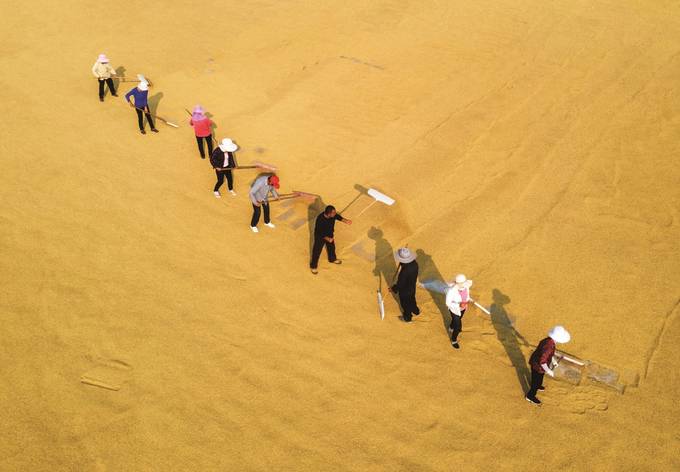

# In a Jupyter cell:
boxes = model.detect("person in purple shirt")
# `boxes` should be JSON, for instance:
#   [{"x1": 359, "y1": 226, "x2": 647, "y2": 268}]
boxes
[{"x1": 124, "y1": 81, "x2": 158, "y2": 134}]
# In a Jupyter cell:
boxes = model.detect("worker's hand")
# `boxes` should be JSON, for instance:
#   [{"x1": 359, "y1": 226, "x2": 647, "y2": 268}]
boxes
[
  {"x1": 324, "y1": 237, "x2": 333, "y2": 243},
  {"x1": 344, "y1": 218, "x2": 353, "y2": 225},
  {"x1": 546, "y1": 369, "x2": 555, "y2": 378},
  {"x1": 254, "y1": 202, "x2": 261, "y2": 207}
]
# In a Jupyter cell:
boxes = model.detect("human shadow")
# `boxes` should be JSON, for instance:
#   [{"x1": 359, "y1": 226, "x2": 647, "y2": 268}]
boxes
[
  {"x1": 307, "y1": 196, "x2": 327, "y2": 257},
  {"x1": 148, "y1": 91, "x2": 164, "y2": 116},
  {"x1": 205, "y1": 112, "x2": 219, "y2": 143},
  {"x1": 113, "y1": 66, "x2": 126, "y2": 91},
  {"x1": 415, "y1": 249, "x2": 450, "y2": 332},
  {"x1": 489, "y1": 288, "x2": 531, "y2": 394},
  {"x1": 368, "y1": 227, "x2": 399, "y2": 304}
]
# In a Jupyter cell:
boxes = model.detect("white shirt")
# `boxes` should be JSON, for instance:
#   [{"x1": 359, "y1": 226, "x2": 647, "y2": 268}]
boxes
[{"x1": 445, "y1": 284, "x2": 471, "y2": 316}]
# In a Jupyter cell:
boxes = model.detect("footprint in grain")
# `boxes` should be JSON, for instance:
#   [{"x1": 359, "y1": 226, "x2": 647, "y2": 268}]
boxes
[
  {"x1": 80, "y1": 358, "x2": 132, "y2": 391},
  {"x1": 553, "y1": 386, "x2": 609, "y2": 414}
]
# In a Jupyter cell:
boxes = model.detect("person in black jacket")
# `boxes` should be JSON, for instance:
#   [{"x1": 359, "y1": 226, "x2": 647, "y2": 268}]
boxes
[
  {"x1": 390, "y1": 247, "x2": 420, "y2": 322},
  {"x1": 210, "y1": 138, "x2": 237, "y2": 198},
  {"x1": 310, "y1": 205, "x2": 352, "y2": 274}
]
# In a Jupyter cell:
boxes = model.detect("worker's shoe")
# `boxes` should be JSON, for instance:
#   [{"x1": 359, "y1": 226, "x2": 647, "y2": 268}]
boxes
[
  {"x1": 140, "y1": 129, "x2": 146, "y2": 134},
  {"x1": 525, "y1": 396, "x2": 541, "y2": 405},
  {"x1": 151, "y1": 128, "x2": 159, "y2": 133},
  {"x1": 414, "y1": 307, "x2": 421, "y2": 315},
  {"x1": 537, "y1": 386, "x2": 545, "y2": 391},
  {"x1": 99, "y1": 96, "x2": 104, "y2": 102},
  {"x1": 214, "y1": 191, "x2": 221, "y2": 198},
  {"x1": 229, "y1": 190, "x2": 237, "y2": 196},
  {"x1": 451, "y1": 341, "x2": 460, "y2": 349},
  {"x1": 250, "y1": 226, "x2": 259, "y2": 233},
  {"x1": 310, "y1": 268, "x2": 318, "y2": 275},
  {"x1": 399, "y1": 316, "x2": 412, "y2": 323},
  {"x1": 331, "y1": 260, "x2": 342, "y2": 264},
  {"x1": 264, "y1": 222, "x2": 276, "y2": 229}
]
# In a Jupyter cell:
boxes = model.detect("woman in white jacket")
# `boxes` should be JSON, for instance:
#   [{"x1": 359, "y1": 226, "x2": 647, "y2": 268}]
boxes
[
  {"x1": 91, "y1": 53, "x2": 117, "y2": 102},
  {"x1": 445, "y1": 274, "x2": 473, "y2": 349}
]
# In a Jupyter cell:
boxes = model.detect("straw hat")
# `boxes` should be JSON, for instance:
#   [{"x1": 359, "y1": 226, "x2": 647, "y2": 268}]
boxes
[
  {"x1": 395, "y1": 247, "x2": 416, "y2": 264},
  {"x1": 548, "y1": 325, "x2": 571, "y2": 344},
  {"x1": 138, "y1": 81, "x2": 149, "y2": 91},
  {"x1": 219, "y1": 138, "x2": 238, "y2": 152},
  {"x1": 448, "y1": 273, "x2": 473, "y2": 289},
  {"x1": 98, "y1": 53, "x2": 109, "y2": 63}
]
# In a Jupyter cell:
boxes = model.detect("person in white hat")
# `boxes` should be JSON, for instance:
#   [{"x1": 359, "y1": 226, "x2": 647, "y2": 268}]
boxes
[
  {"x1": 124, "y1": 80, "x2": 158, "y2": 134},
  {"x1": 210, "y1": 138, "x2": 238, "y2": 197},
  {"x1": 389, "y1": 248, "x2": 420, "y2": 322},
  {"x1": 445, "y1": 274, "x2": 473, "y2": 349},
  {"x1": 91, "y1": 53, "x2": 117, "y2": 102},
  {"x1": 525, "y1": 325, "x2": 571, "y2": 405}
]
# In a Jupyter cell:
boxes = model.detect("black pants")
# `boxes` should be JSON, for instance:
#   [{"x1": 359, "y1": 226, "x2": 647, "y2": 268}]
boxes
[
  {"x1": 251, "y1": 203, "x2": 270, "y2": 227},
  {"x1": 214, "y1": 169, "x2": 233, "y2": 192},
  {"x1": 526, "y1": 370, "x2": 544, "y2": 398},
  {"x1": 398, "y1": 292, "x2": 419, "y2": 321},
  {"x1": 135, "y1": 106, "x2": 155, "y2": 130},
  {"x1": 98, "y1": 78, "x2": 116, "y2": 98},
  {"x1": 196, "y1": 135, "x2": 213, "y2": 158},
  {"x1": 449, "y1": 309, "x2": 466, "y2": 342},
  {"x1": 310, "y1": 237, "x2": 337, "y2": 269}
]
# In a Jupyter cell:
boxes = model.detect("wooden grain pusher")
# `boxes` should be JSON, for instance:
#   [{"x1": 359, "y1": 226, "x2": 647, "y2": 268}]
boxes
[{"x1": 354, "y1": 188, "x2": 395, "y2": 218}]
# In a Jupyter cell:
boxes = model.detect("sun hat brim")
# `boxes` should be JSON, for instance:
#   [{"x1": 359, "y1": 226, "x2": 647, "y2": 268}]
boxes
[{"x1": 394, "y1": 249, "x2": 416, "y2": 264}]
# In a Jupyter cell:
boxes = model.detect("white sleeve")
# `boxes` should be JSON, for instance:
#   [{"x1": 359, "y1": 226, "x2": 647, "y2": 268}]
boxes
[{"x1": 445, "y1": 289, "x2": 460, "y2": 314}]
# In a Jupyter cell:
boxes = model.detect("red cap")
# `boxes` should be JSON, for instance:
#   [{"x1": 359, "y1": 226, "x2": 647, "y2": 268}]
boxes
[{"x1": 270, "y1": 175, "x2": 280, "y2": 189}]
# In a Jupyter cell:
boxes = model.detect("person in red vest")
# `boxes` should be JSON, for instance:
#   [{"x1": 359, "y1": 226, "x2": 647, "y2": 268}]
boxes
[
  {"x1": 189, "y1": 105, "x2": 213, "y2": 159},
  {"x1": 525, "y1": 325, "x2": 571, "y2": 405}
]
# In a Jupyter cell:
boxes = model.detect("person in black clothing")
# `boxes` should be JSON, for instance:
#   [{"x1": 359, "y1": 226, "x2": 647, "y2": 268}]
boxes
[
  {"x1": 310, "y1": 205, "x2": 352, "y2": 274},
  {"x1": 210, "y1": 138, "x2": 238, "y2": 198},
  {"x1": 390, "y1": 247, "x2": 420, "y2": 322}
]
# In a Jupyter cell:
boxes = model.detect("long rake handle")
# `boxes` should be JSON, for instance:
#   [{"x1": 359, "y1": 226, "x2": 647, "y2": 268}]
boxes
[
  {"x1": 129, "y1": 104, "x2": 178, "y2": 128},
  {"x1": 354, "y1": 200, "x2": 377, "y2": 218}
]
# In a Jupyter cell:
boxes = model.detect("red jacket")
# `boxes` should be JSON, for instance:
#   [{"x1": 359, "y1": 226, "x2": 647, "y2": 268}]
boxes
[
  {"x1": 190, "y1": 117, "x2": 212, "y2": 137},
  {"x1": 529, "y1": 337, "x2": 555, "y2": 373}
]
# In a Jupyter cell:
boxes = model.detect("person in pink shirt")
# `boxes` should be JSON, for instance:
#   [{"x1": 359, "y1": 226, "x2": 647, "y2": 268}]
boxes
[{"x1": 189, "y1": 105, "x2": 213, "y2": 159}]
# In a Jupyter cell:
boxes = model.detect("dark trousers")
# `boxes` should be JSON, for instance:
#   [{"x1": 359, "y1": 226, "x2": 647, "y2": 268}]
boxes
[
  {"x1": 449, "y1": 309, "x2": 466, "y2": 342},
  {"x1": 526, "y1": 370, "x2": 545, "y2": 398},
  {"x1": 196, "y1": 135, "x2": 213, "y2": 158},
  {"x1": 135, "y1": 106, "x2": 155, "y2": 130},
  {"x1": 98, "y1": 78, "x2": 116, "y2": 98},
  {"x1": 398, "y1": 293, "x2": 419, "y2": 321},
  {"x1": 251, "y1": 203, "x2": 270, "y2": 227},
  {"x1": 310, "y1": 237, "x2": 337, "y2": 269},
  {"x1": 214, "y1": 169, "x2": 233, "y2": 192}
]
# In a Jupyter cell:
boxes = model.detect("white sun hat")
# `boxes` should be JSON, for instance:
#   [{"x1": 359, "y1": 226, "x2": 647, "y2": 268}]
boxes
[
  {"x1": 394, "y1": 247, "x2": 416, "y2": 264},
  {"x1": 548, "y1": 325, "x2": 571, "y2": 344},
  {"x1": 448, "y1": 273, "x2": 473, "y2": 289},
  {"x1": 138, "y1": 81, "x2": 149, "y2": 91},
  {"x1": 219, "y1": 138, "x2": 238, "y2": 152}
]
